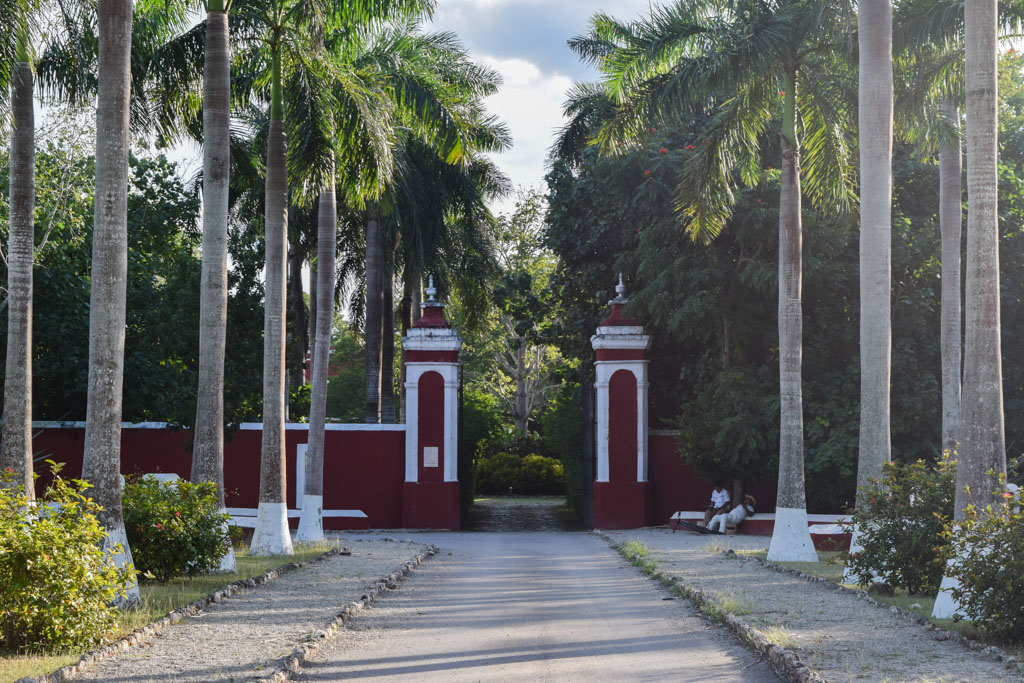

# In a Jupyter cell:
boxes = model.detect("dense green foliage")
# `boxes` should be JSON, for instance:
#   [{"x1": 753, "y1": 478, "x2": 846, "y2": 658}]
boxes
[
  {"x1": 544, "y1": 59, "x2": 1024, "y2": 510},
  {"x1": 475, "y1": 452, "x2": 565, "y2": 496},
  {"x1": 943, "y1": 489, "x2": 1024, "y2": 638},
  {"x1": 841, "y1": 458, "x2": 955, "y2": 594},
  {"x1": 0, "y1": 466, "x2": 131, "y2": 652},
  {"x1": 0, "y1": 140, "x2": 268, "y2": 427},
  {"x1": 540, "y1": 383, "x2": 587, "y2": 515},
  {"x1": 123, "y1": 477, "x2": 231, "y2": 583}
]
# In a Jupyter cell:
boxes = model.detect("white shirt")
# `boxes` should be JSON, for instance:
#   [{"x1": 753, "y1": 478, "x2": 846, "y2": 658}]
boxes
[{"x1": 710, "y1": 488, "x2": 731, "y2": 508}]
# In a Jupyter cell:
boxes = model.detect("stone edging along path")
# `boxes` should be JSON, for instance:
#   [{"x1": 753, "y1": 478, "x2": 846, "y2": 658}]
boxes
[
  {"x1": 25, "y1": 547, "x2": 348, "y2": 683},
  {"x1": 250, "y1": 544, "x2": 437, "y2": 683},
  {"x1": 595, "y1": 531, "x2": 820, "y2": 683},
  {"x1": 743, "y1": 551, "x2": 1023, "y2": 676}
]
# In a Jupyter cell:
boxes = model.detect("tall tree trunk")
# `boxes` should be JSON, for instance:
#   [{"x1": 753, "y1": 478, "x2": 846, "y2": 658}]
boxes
[
  {"x1": 82, "y1": 0, "x2": 139, "y2": 603},
  {"x1": 191, "y1": 5, "x2": 234, "y2": 572},
  {"x1": 846, "y1": 0, "x2": 894, "y2": 582},
  {"x1": 398, "y1": 267, "x2": 419, "y2": 423},
  {"x1": 364, "y1": 213, "x2": 382, "y2": 423},
  {"x1": 380, "y1": 255, "x2": 396, "y2": 423},
  {"x1": 958, "y1": 0, "x2": 1005, "y2": 513},
  {"x1": 288, "y1": 241, "x2": 307, "y2": 391},
  {"x1": 307, "y1": 258, "x2": 318, "y2": 370},
  {"x1": 1, "y1": 48, "x2": 34, "y2": 498},
  {"x1": 939, "y1": 102, "x2": 963, "y2": 455},
  {"x1": 934, "y1": 2, "x2": 1004, "y2": 619},
  {"x1": 767, "y1": 74, "x2": 817, "y2": 562},
  {"x1": 515, "y1": 339, "x2": 528, "y2": 435},
  {"x1": 251, "y1": 47, "x2": 293, "y2": 556},
  {"x1": 855, "y1": 0, "x2": 893, "y2": 487},
  {"x1": 411, "y1": 274, "x2": 421, "y2": 325},
  {"x1": 297, "y1": 171, "x2": 336, "y2": 543}
]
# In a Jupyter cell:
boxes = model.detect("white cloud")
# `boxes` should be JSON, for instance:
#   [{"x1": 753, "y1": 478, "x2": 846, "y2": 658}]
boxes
[{"x1": 475, "y1": 55, "x2": 573, "y2": 213}]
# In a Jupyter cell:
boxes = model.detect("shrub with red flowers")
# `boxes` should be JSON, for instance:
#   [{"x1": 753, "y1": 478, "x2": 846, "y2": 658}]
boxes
[
  {"x1": 123, "y1": 476, "x2": 230, "y2": 583},
  {"x1": 840, "y1": 455, "x2": 956, "y2": 595},
  {"x1": 941, "y1": 479, "x2": 1024, "y2": 639}
]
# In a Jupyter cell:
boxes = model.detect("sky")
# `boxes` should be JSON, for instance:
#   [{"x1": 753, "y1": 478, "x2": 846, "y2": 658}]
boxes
[
  {"x1": 425, "y1": 0, "x2": 655, "y2": 213},
  {"x1": 159, "y1": 0, "x2": 657, "y2": 216}
]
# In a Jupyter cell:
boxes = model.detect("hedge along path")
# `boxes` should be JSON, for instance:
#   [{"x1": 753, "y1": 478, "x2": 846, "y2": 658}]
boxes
[
  {"x1": 39, "y1": 539, "x2": 432, "y2": 683},
  {"x1": 602, "y1": 530, "x2": 1018, "y2": 683}
]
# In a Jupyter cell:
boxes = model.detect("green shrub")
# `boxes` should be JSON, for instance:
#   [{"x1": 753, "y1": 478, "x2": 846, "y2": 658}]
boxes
[
  {"x1": 475, "y1": 452, "x2": 564, "y2": 495},
  {"x1": 519, "y1": 454, "x2": 564, "y2": 495},
  {"x1": 943, "y1": 487, "x2": 1024, "y2": 639},
  {"x1": 0, "y1": 464, "x2": 131, "y2": 652},
  {"x1": 123, "y1": 476, "x2": 230, "y2": 583},
  {"x1": 841, "y1": 457, "x2": 955, "y2": 595}
]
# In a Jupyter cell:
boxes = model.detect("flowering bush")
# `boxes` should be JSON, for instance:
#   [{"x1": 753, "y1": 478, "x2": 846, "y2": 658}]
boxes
[
  {"x1": 942, "y1": 487, "x2": 1024, "y2": 639},
  {"x1": 123, "y1": 476, "x2": 230, "y2": 583},
  {"x1": 841, "y1": 456, "x2": 955, "y2": 595},
  {"x1": 0, "y1": 464, "x2": 131, "y2": 651}
]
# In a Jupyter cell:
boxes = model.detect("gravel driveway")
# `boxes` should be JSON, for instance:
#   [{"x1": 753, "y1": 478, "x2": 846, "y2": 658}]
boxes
[
  {"x1": 294, "y1": 531, "x2": 782, "y2": 682},
  {"x1": 71, "y1": 540, "x2": 429, "y2": 683}
]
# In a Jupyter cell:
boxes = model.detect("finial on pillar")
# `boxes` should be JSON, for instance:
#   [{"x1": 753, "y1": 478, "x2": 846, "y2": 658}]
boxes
[
  {"x1": 422, "y1": 274, "x2": 442, "y2": 308},
  {"x1": 611, "y1": 273, "x2": 628, "y2": 305}
]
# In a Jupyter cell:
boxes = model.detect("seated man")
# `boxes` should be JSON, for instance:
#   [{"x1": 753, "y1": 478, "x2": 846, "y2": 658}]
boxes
[
  {"x1": 702, "y1": 481, "x2": 731, "y2": 526},
  {"x1": 708, "y1": 495, "x2": 757, "y2": 533}
]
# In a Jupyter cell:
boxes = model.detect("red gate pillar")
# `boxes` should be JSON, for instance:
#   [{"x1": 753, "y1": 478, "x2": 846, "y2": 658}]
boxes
[
  {"x1": 401, "y1": 277, "x2": 462, "y2": 529},
  {"x1": 592, "y1": 276, "x2": 651, "y2": 529}
]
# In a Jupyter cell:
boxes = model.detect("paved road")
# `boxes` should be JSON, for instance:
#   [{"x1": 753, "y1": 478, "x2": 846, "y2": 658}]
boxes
[{"x1": 296, "y1": 532, "x2": 782, "y2": 682}]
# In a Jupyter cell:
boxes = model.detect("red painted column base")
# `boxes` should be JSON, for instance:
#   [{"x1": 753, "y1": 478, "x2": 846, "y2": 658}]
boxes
[
  {"x1": 592, "y1": 481, "x2": 650, "y2": 529},
  {"x1": 401, "y1": 481, "x2": 461, "y2": 530}
]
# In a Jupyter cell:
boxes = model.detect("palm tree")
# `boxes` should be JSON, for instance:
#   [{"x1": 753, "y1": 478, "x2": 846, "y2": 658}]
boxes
[
  {"x1": 847, "y1": 0, "x2": 894, "y2": 577},
  {"x1": 958, "y1": 0, "x2": 1004, "y2": 522},
  {"x1": 190, "y1": 0, "x2": 236, "y2": 572},
  {"x1": 571, "y1": 0, "x2": 856, "y2": 561},
  {"x1": 938, "y1": 100, "x2": 962, "y2": 455},
  {"x1": 1, "y1": 28, "x2": 35, "y2": 498},
  {"x1": 80, "y1": 0, "x2": 140, "y2": 604},
  {"x1": 296, "y1": 165, "x2": 336, "y2": 542}
]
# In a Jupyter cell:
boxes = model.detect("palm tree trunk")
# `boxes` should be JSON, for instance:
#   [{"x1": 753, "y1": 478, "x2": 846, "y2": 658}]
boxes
[
  {"x1": 191, "y1": 5, "x2": 234, "y2": 572},
  {"x1": 845, "y1": 0, "x2": 894, "y2": 581},
  {"x1": 939, "y1": 102, "x2": 962, "y2": 455},
  {"x1": 364, "y1": 212, "x2": 382, "y2": 423},
  {"x1": 251, "y1": 46, "x2": 293, "y2": 556},
  {"x1": 82, "y1": 0, "x2": 139, "y2": 603},
  {"x1": 308, "y1": 259, "x2": 318, "y2": 364},
  {"x1": 934, "y1": 9, "x2": 1003, "y2": 618},
  {"x1": 289, "y1": 241, "x2": 307, "y2": 391},
  {"x1": 297, "y1": 173, "x2": 336, "y2": 543},
  {"x1": 1, "y1": 47, "x2": 35, "y2": 498},
  {"x1": 767, "y1": 74, "x2": 817, "y2": 562},
  {"x1": 398, "y1": 266, "x2": 419, "y2": 423},
  {"x1": 957, "y1": 0, "x2": 1005, "y2": 515},
  {"x1": 380, "y1": 255, "x2": 396, "y2": 423},
  {"x1": 855, "y1": 0, "x2": 893, "y2": 489}
]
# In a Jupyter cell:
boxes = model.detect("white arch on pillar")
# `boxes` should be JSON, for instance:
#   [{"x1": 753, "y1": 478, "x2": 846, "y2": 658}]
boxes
[
  {"x1": 404, "y1": 362, "x2": 460, "y2": 483},
  {"x1": 594, "y1": 361, "x2": 649, "y2": 483}
]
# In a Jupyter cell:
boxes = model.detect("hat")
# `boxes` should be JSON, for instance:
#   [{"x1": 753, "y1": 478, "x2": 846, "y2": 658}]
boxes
[{"x1": 744, "y1": 494, "x2": 757, "y2": 507}]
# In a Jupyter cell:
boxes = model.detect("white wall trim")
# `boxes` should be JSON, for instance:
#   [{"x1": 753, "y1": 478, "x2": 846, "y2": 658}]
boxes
[
  {"x1": 649, "y1": 429, "x2": 681, "y2": 437},
  {"x1": 32, "y1": 421, "x2": 406, "y2": 432}
]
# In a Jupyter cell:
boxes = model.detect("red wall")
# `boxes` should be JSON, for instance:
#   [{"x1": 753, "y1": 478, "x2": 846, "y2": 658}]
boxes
[
  {"x1": 31, "y1": 424, "x2": 406, "y2": 529},
  {"x1": 647, "y1": 433, "x2": 778, "y2": 525},
  {"x1": 608, "y1": 369, "x2": 638, "y2": 482}
]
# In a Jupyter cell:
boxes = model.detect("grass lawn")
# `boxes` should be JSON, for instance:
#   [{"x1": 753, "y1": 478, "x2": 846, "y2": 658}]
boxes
[
  {"x1": 0, "y1": 542, "x2": 335, "y2": 683},
  {"x1": 740, "y1": 550, "x2": 1024, "y2": 659}
]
